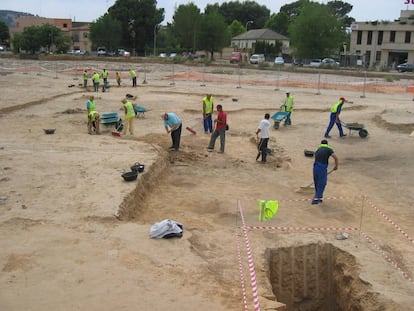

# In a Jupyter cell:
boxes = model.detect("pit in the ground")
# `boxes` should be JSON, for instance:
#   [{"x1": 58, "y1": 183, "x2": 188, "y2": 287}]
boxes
[{"x1": 266, "y1": 243, "x2": 383, "y2": 311}]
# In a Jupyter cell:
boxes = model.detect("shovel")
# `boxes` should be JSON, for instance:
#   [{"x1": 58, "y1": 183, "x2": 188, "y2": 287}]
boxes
[
  {"x1": 111, "y1": 122, "x2": 123, "y2": 137},
  {"x1": 297, "y1": 169, "x2": 335, "y2": 193}
]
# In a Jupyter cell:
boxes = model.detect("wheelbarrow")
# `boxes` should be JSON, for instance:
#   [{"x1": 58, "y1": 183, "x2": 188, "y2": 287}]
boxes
[
  {"x1": 341, "y1": 121, "x2": 368, "y2": 138},
  {"x1": 100, "y1": 112, "x2": 123, "y2": 136},
  {"x1": 271, "y1": 111, "x2": 289, "y2": 129},
  {"x1": 134, "y1": 105, "x2": 150, "y2": 118}
]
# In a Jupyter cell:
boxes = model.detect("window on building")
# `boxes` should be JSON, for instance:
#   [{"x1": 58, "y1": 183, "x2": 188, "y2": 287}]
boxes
[
  {"x1": 357, "y1": 31, "x2": 362, "y2": 44},
  {"x1": 83, "y1": 32, "x2": 88, "y2": 38},
  {"x1": 390, "y1": 31, "x2": 396, "y2": 43},
  {"x1": 376, "y1": 51, "x2": 381, "y2": 64},
  {"x1": 63, "y1": 23, "x2": 67, "y2": 28},
  {"x1": 367, "y1": 31, "x2": 372, "y2": 45},
  {"x1": 405, "y1": 31, "x2": 411, "y2": 43},
  {"x1": 365, "y1": 50, "x2": 371, "y2": 67},
  {"x1": 72, "y1": 33, "x2": 79, "y2": 43},
  {"x1": 377, "y1": 31, "x2": 383, "y2": 45}
]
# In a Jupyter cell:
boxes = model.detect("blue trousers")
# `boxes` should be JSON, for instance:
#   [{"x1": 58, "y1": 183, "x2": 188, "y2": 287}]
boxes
[
  {"x1": 257, "y1": 138, "x2": 269, "y2": 162},
  {"x1": 313, "y1": 162, "x2": 328, "y2": 199},
  {"x1": 325, "y1": 113, "x2": 343, "y2": 136},
  {"x1": 203, "y1": 114, "x2": 213, "y2": 133}
]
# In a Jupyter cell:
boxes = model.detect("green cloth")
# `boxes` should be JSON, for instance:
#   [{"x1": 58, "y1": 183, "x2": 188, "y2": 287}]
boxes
[{"x1": 259, "y1": 200, "x2": 279, "y2": 221}]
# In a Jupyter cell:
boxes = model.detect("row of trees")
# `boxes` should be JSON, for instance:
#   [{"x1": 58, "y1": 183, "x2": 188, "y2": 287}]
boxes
[
  {"x1": 4, "y1": 0, "x2": 355, "y2": 59},
  {"x1": 89, "y1": 0, "x2": 354, "y2": 59}
]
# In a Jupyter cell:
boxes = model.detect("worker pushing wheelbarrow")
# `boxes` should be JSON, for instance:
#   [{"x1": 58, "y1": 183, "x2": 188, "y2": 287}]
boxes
[{"x1": 271, "y1": 90, "x2": 294, "y2": 129}]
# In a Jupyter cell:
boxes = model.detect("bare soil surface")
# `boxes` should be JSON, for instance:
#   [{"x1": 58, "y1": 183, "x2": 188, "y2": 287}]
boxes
[{"x1": 0, "y1": 61, "x2": 413, "y2": 310}]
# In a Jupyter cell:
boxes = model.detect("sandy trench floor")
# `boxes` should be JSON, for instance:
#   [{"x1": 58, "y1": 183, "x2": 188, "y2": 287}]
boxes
[{"x1": 0, "y1": 60, "x2": 414, "y2": 310}]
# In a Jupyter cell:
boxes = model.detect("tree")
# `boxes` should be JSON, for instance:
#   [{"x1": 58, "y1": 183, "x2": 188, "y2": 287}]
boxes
[
  {"x1": 172, "y1": 3, "x2": 201, "y2": 52},
  {"x1": 326, "y1": 0, "x2": 355, "y2": 27},
  {"x1": 11, "y1": 32, "x2": 22, "y2": 53},
  {"x1": 37, "y1": 24, "x2": 71, "y2": 53},
  {"x1": 227, "y1": 20, "x2": 245, "y2": 39},
  {"x1": 14, "y1": 24, "x2": 70, "y2": 54},
  {"x1": 288, "y1": 2, "x2": 345, "y2": 58},
  {"x1": 198, "y1": 11, "x2": 229, "y2": 60},
  {"x1": 265, "y1": 12, "x2": 290, "y2": 36},
  {"x1": 212, "y1": 1, "x2": 270, "y2": 29},
  {"x1": 19, "y1": 26, "x2": 42, "y2": 54},
  {"x1": 0, "y1": 20, "x2": 9, "y2": 44},
  {"x1": 108, "y1": 0, "x2": 164, "y2": 55},
  {"x1": 89, "y1": 13, "x2": 122, "y2": 51}
]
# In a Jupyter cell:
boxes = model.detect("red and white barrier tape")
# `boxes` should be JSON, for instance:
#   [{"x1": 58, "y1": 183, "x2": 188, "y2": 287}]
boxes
[
  {"x1": 238, "y1": 200, "x2": 261, "y2": 311},
  {"x1": 360, "y1": 231, "x2": 414, "y2": 284},
  {"x1": 235, "y1": 229, "x2": 249, "y2": 311},
  {"x1": 366, "y1": 198, "x2": 414, "y2": 245},
  {"x1": 246, "y1": 226, "x2": 359, "y2": 232}
]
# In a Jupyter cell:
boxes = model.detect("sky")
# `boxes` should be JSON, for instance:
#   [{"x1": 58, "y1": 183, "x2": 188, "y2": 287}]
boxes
[{"x1": 1, "y1": 0, "x2": 413, "y2": 24}]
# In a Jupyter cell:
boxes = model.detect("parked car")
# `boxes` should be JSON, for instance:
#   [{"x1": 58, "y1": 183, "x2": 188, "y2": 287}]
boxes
[
  {"x1": 292, "y1": 58, "x2": 303, "y2": 66},
  {"x1": 322, "y1": 58, "x2": 340, "y2": 66},
  {"x1": 230, "y1": 51, "x2": 242, "y2": 64},
  {"x1": 396, "y1": 63, "x2": 414, "y2": 72},
  {"x1": 0, "y1": 45, "x2": 5, "y2": 52},
  {"x1": 250, "y1": 54, "x2": 265, "y2": 64},
  {"x1": 310, "y1": 59, "x2": 322, "y2": 67},
  {"x1": 274, "y1": 56, "x2": 285, "y2": 65},
  {"x1": 159, "y1": 52, "x2": 167, "y2": 57},
  {"x1": 97, "y1": 47, "x2": 106, "y2": 56}
]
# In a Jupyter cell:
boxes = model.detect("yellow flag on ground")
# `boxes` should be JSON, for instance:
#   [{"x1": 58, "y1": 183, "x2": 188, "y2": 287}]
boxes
[{"x1": 259, "y1": 200, "x2": 279, "y2": 221}]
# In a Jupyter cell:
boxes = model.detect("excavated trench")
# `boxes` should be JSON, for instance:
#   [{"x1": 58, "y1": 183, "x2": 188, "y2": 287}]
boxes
[{"x1": 266, "y1": 243, "x2": 390, "y2": 311}]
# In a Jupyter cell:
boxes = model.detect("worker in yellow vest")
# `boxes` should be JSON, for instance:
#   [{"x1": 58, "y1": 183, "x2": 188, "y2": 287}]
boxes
[
  {"x1": 92, "y1": 72, "x2": 100, "y2": 92},
  {"x1": 129, "y1": 69, "x2": 137, "y2": 87},
  {"x1": 83, "y1": 69, "x2": 88, "y2": 88},
  {"x1": 101, "y1": 69, "x2": 108, "y2": 91},
  {"x1": 122, "y1": 98, "x2": 135, "y2": 135},
  {"x1": 202, "y1": 94, "x2": 214, "y2": 133},
  {"x1": 324, "y1": 97, "x2": 353, "y2": 138},
  {"x1": 86, "y1": 95, "x2": 100, "y2": 134},
  {"x1": 281, "y1": 91, "x2": 294, "y2": 125}
]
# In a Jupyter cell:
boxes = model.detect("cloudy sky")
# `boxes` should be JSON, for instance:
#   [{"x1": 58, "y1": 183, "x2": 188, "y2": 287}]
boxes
[{"x1": 1, "y1": 0, "x2": 412, "y2": 24}]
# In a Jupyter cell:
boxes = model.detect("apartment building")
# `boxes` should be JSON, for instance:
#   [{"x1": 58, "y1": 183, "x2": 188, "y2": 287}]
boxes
[
  {"x1": 349, "y1": 10, "x2": 414, "y2": 69},
  {"x1": 9, "y1": 15, "x2": 91, "y2": 52}
]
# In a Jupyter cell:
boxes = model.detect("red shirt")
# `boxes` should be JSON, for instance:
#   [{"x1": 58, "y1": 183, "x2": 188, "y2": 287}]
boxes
[{"x1": 216, "y1": 110, "x2": 227, "y2": 130}]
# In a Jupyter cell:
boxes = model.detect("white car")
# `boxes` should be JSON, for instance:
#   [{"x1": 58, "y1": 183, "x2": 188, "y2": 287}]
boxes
[
  {"x1": 322, "y1": 58, "x2": 340, "y2": 66},
  {"x1": 274, "y1": 57, "x2": 284, "y2": 65},
  {"x1": 249, "y1": 54, "x2": 265, "y2": 64},
  {"x1": 310, "y1": 59, "x2": 322, "y2": 67}
]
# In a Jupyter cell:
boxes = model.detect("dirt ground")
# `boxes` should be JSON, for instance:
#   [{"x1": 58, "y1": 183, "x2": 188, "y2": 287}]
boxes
[{"x1": 0, "y1": 60, "x2": 413, "y2": 310}]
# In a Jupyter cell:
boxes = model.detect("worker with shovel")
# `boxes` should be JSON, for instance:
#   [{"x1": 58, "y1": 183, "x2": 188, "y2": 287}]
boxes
[
  {"x1": 312, "y1": 139, "x2": 338, "y2": 205},
  {"x1": 256, "y1": 113, "x2": 271, "y2": 163}
]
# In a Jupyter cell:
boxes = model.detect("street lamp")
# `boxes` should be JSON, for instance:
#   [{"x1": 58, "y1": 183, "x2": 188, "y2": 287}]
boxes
[
  {"x1": 246, "y1": 20, "x2": 253, "y2": 31},
  {"x1": 153, "y1": 24, "x2": 158, "y2": 56}
]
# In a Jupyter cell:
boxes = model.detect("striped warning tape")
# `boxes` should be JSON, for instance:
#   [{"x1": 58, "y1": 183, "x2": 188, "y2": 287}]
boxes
[
  {"x1": 366, "y1": 198, "x2": 414, "y2": 245},
  {"x1": 360, "y1": 231, "x2": 414, "y2": 284},
  {"x1": 238, "y1": 200, "x2": 261, "y2": 311},
  {"x1": 235, "y1": 230, "x2": 249, "y2": 311},
  {"x1": 277, "y1": 196, "x2": 346, "y2": 203},
  {"x1": 246, "y1": 226, "x2": 359, "y2": 232}
]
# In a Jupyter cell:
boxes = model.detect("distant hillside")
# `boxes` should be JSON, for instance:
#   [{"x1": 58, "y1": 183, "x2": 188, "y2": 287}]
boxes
[{"x1": 0, "y1": 10, "x2": 35, "y2": 27}]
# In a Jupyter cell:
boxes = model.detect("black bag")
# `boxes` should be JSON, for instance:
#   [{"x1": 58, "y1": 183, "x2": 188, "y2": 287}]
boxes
[{"x1": 225, "y1": 124, "x2": 229, "y2": 131}]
